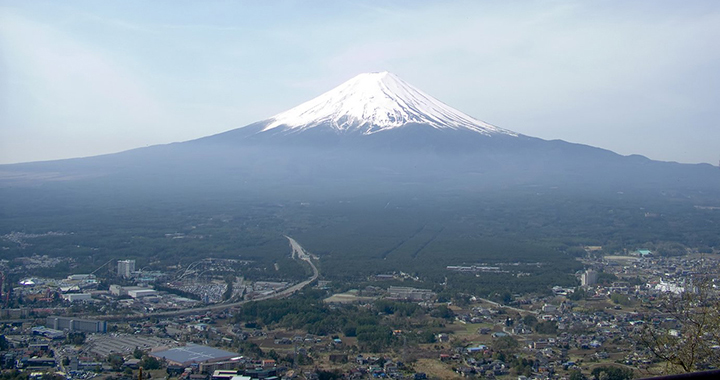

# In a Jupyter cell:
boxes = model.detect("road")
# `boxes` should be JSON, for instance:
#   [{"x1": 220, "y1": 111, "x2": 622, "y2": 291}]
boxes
[
  {"x1": 286, "y1": 235, "x2": 319, "y2": 277},
  {"x1": 474, "y1": 296, "x2": 538, "y2": 315},
  {"x1": 101, "y1": 236, "x2": 319, "y2": 321}
]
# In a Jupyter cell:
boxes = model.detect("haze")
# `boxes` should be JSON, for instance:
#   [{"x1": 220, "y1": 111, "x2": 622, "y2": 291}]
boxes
[{"x1": 1, "y1": 0, "x2": 719, "y2": 165}]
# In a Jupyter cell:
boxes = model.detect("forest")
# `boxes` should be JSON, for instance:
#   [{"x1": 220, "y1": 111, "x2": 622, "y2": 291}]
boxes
[{"x1": 1, "y1": 181, "x2": 718, "y2": 298}]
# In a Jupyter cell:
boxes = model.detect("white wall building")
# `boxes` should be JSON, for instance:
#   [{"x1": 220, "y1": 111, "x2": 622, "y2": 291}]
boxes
[
  {"x1": 62, "y1": 293, "x2": 92, "y2": 302},
  {"x1": 117, "y1": 260, "x2": 136, "y2": 278},
  {"x1": 581, "y1": 269, "x2": 598, "y2": 287}
]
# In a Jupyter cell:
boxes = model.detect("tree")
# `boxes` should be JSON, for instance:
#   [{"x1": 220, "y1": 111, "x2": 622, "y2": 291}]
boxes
[
  {"x1": 590, "y1": 365, "x2": 633, "y2": 380},
  {"x1": 141, "y1": 356, "x2": 161, "y2": 370},
  {"x1": 66, "y1": 332, "x2": 86, "y2": 345},
  {"x1": 639, "y1": 279, "x2": 720, "y2": 373},
  {"x1": 522, "y1": 314, "x2": 538, "y2": 327},
  {"x1": 569, "y1": 369, "x2": 586, "y2": 380},
  {"x1": 610, "y1": 293, "x2": 630, "y2": 306},
  {"x1": 493, "y1": 336, "x2": 519, "y2": 354},
  {"x1": 430, "y1": 305, "x2": 454, "y2": 319},
  {"x1": 107, "y1": 353, "x2": 124, "y2": 371},
  {"x1": 237, "y1": 342, "x2": 263, "y2": 358},
  {"x1": 535, "y1": 320, "x2": 558, "y2": 335},
  {"x1": 569, "y1": 287, "x2": 586, "y2": 301},
  {"x1": 316, "y1": 369, "x2": 341, "y2": 380}
]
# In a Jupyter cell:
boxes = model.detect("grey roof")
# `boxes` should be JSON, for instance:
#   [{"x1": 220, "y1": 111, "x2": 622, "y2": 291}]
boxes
[{"x1": 151, "y1": 344, "x2": 237, "y2": 365}]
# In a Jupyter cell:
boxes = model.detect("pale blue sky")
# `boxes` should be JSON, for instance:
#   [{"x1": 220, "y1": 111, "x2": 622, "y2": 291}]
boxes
[{"x1": 1, "y1": 0, "x2": 719, "y2": 164}]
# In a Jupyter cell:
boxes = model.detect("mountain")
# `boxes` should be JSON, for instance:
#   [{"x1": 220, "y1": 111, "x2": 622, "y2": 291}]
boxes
[
  {"x1": 1, "y1": 72, "x2": 719, "y2": 198},
  {"x1": 260, "y1": 71, "x2": 515, "y2": 136}
]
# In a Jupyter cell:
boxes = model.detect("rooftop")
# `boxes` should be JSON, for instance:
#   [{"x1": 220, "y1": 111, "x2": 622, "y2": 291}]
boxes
[{"x1": 151, "y1": 344, "x2": 238, "y2": 365}]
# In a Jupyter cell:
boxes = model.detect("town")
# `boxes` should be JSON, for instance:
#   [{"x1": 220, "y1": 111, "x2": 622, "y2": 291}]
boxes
[{"x1": 1, "y1": 243, "x2": 718, "y2": 380}]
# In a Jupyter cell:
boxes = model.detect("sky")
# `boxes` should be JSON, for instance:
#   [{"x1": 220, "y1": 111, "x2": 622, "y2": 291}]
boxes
[{"x1": 1, "y1": 0, "x2": 719, "y2": 165}]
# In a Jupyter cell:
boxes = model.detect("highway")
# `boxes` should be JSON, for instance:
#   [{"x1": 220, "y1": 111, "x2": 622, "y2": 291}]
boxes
[
  {"x1": 473, "y1": 296, "x2": 538, "y2": 315},
  {"x1": 101, "y1": 236, "x2": 319, "y2": 321}
]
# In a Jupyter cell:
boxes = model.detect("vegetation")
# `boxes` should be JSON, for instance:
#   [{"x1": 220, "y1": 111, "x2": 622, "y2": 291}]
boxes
[
  {"x1": 535, "y1": 320, "x2": 558, "y2": 335},
  {"x1": 65, "y1": 331, "x2": 86, "y2": 345},
  {"x1": 590, "y1": 365, "x2": 633, "y2": 380},
  {"x1": 235, "y1": 292, "x2": 401, "y2": 351},
  {"x1": 2, "y1": 185, "x2": 718, "y2": 282},
  {"x1": 140, "y1": 356, "x2": 161, "y2": 370},
  {"x1": 639, "y1": 280, "x2": 720, "y2": 373}
]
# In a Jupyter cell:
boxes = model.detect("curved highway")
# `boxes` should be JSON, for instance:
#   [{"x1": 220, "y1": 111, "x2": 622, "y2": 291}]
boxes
[{"x1": 101, "y1": 236, "x2": 319, "y2": 321}]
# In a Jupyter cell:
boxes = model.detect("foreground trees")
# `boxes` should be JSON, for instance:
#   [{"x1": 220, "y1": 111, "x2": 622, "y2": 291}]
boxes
[{"x1": 639, "y1": 279, "x2": 720, "y2": 373}]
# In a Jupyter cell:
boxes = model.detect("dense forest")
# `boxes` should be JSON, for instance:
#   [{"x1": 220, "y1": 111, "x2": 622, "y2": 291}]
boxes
[{"x1": 1, "y1": 182, "x2": 718, "y2": 296}]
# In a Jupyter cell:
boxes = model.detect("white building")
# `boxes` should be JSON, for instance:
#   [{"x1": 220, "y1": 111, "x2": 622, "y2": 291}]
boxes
[
  {"x1": 654, "y1": 280, "x2": 685, "y2": 294},
  {"x1": 127, "y1": 289, "x2": 157, "y2": 298},
  {"x1": 581, "y1": 269, "x2": 598, "y2": 287},
  {"x1": 117, "y1": 260, "x2": 136, "y2": 278},
  {"x1": 67, "y1": 274, "x2": 96, "y2": 281},
  {"x1": 62, "y1": 293, "x2": 92, "y2": 302}
]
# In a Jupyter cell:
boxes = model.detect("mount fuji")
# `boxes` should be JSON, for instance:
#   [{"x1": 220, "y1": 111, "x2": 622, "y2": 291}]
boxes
[
  {"x1": 195, "y1": 71, "x2": 523, "y2": 152},
  {"x1": 261, "y1": 71, "x2": 514, "y2": 136},
  {"x1": 1, "y1": 72, "x2": 719, "y2": 197}
]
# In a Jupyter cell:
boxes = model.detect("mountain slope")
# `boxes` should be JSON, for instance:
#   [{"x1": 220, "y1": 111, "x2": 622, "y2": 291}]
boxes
[{"x1": 0, "y1": 72, "x2": 719, "y2": 199}]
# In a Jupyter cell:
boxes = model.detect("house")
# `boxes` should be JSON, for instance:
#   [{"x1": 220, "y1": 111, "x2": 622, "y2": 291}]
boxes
[{"x1": 632, "y1": 249, "x2": 653, "y2": 257}]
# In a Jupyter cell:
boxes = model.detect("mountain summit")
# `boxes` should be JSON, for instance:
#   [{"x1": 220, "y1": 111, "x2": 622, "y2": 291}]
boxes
[{"x1": 261, "y1": 71, "x2": 517, "y2": 137}]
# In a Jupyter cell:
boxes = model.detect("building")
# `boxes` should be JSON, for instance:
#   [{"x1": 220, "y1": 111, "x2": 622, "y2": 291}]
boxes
[
  {"x1": 631, "y1": 249, "x2": 653, "y2": 257},
  {"x1": 386, "y1": 286, "x2": 436, "y2": 301},
  {"x1": 151, "y1": 344, "x2": 238, "y2": 367},
  {"x1": 654, "y1": 280, "x2": 685, "y2": 294},
  {"x1": 47, "y1": 316, "x2": 107, "y2": 333},
  {"x1": 31, "y1": 327, "x2": 64, "y2": 340},
  {"x1": 117, "y1": 260, "x2": 136, "y2": 278},
  {"x1": 581, "y1": 269, "x2": 597, "y2": 287},
  {"x1": 67, "y1": 274, "x2": 96, "y2": 281},
  {"x1": 542, "y1": 304, "x2": 558, "y2": 314},
  {"x1": 110, "y1": 285, "x2": 154, "y2": 297},
  {"x1": 61, "y1": 293, "x2": 92, "y2": 302},
  {"x1": 127, "y1": 288, "x2": 157, "y2": 298}
]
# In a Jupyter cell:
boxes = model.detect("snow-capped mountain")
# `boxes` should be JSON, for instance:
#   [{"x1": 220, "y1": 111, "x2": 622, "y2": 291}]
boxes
[
  {"x1": 3, "y1": 71, "x2": 719, "y2": 199},
  {"x1": 261, "y1": 71, "x2": 517, "y2": 137}
]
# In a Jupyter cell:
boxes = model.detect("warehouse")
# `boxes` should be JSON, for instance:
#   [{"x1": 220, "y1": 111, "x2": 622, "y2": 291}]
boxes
[{"x1": 151, "y1": 344, "x2": 238, "y2": 366}]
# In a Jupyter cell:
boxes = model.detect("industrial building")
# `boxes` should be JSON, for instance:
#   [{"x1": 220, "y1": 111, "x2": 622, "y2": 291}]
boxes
[
  {"x1": 127, "y1": 288, "x2": 157, "y2": 298},
  {"x1": 46, "y1": 316, "x2": 107, "y2": 333},
  {"x1": 109, "y1": 285, "x2": 154, "y2": 297},
  {"x1": 61, "y1": 293, "x2": 92, "y2": 302},
  {"x1": 151, "y1": 344, "x2": 238, "y2": 367}
]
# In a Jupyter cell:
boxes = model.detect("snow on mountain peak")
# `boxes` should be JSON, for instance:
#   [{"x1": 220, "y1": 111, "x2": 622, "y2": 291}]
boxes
[{"x1": 262, "y1": 72, "x2": 517, "y2": 136}]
